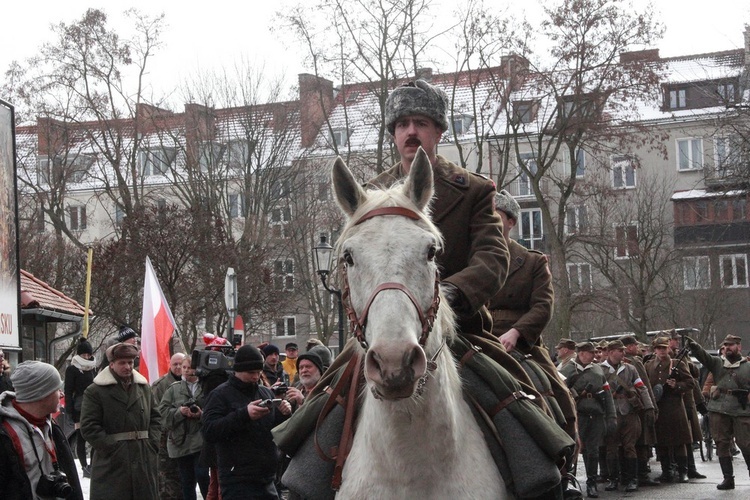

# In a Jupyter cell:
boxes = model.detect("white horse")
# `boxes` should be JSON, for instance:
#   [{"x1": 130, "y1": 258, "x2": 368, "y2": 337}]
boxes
[{"x1": 331, "y1": 148, "x2": 508, "y2": 499}]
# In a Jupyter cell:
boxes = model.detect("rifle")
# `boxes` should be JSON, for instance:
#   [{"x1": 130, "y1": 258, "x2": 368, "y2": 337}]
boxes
[{"x1": 668, "y1": 345, "x2": 691, "y2": 381}]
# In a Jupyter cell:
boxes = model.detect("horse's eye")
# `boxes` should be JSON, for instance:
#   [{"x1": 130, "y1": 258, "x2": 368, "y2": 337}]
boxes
[
  {"x1": 343, "y1": 251, "x2": 354, "y2": 266},
  {"x1": 427, "y1": 246, "x2": 436, "y2": 261}
]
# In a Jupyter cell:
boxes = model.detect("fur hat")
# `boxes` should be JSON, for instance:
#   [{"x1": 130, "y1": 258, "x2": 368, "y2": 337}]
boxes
[
  {"x1": 106, "y1": 343, "x2": 139, "y2": 362},
  {"x1": 76, "y1": 338, "x2": 94, "y2": 356},
  {"x1": 10, "y1": 361, "x2": 62, "y2": 403},
  {"x1": 494, "y1": 190, "x2": 521, "y2": 221},
  {"x1": 234, "y1": 345, "x2": 264, "y2": 372},
  {"x1": 385, "y1": 80, "x2": 449, "y2": 135},
  {"x1": 296, "y1": 351, "x2": 324, "y2": 376}
]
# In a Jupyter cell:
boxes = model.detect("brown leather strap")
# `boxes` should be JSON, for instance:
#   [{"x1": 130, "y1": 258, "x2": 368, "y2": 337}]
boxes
[
  {"x1": 354, "y1": 206, "x2": 421, "y2": 226},
  {"x1": 490, "y1": 391, "x2": 532, "y2": 417},
  {"x1": 458, "y1": 344, "x2": 481, "y2": 368},
  {"x1": 314, "y1": 353, "x2": 360, "y2": 463},
  {"x1": 332, "y1": 353, "x2": 363, "y2": 491}
]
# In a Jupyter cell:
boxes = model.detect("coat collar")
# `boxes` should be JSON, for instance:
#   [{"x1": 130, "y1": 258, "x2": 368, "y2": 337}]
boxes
[
  {"x1": 93, "y1": 366, "x2": 149, "y2": 386},
  {"x1": 722, "y1": 355, "x2": 747, "y2": 369}
]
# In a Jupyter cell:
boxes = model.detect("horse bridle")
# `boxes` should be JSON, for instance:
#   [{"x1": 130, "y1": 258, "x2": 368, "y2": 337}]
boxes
[{"x1": 340, "y1": 207, "x2": 441, "y2": 352}]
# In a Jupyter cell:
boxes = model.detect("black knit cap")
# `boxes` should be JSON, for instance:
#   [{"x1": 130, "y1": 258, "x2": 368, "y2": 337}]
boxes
[
  {"x1": 233, "y1": 345, "x2": 264, "y2": 372},
  {"x1": 296, "y1": 351, "x2": 324, "y2": 376},
  {"x1": 76, "y1": 338, "x2": 94, "y2": 355},
  {"x1": 117, "y1": 325, "x2": 138, "y2": 343}
]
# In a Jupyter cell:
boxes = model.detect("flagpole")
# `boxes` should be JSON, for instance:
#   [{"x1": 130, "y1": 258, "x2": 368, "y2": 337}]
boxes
[{"x1": 82, "y1": 247, "x2": 93, "y2": 338}]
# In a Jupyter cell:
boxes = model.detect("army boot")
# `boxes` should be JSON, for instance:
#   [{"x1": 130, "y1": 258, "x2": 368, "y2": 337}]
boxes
[
  {"x1": 687, "y1": 449, "x2": 706, "y2": 479},
  {"x1": 717, "y1": 456, "x2": 735, "y2": 490},
  {"x1": 623, "y1": 458, "x2": 638, "y2": 493},
  {"x1": 637, "y1": 458, "x2": 659, "y2": 486},
  {"x1": 657, "y1": 457, "x2": 674, "y2": 483},
  {"x1": 585, "y1": 478, "x2": 598, "y2": 498},
  {"x1": 675, "y1": 455, "x2": 689, "y2": 483},
  {"x1": 604, "y1": 459, "x2": 619, "y2": 491}
]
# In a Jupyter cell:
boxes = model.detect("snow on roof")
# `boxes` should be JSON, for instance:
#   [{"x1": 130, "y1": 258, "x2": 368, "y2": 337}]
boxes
[{"x1": 671, "y1": 188, "x2": 747, "y2": 200}]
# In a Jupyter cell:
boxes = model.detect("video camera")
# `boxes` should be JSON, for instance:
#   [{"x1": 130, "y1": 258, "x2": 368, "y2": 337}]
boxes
[{"x1": 191, "y1": 345, "x2": 236, "y2": 378}]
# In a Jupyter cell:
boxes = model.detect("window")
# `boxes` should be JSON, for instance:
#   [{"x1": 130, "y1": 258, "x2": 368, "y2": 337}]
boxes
[
  {"x1": 611, "y1": 155, "x2": 636, "y2": 189},
  {"x1": 720, "y1": 254, "x2": 748, "y2": 288},
  {"x1": 683, "y1": 256, "x2": 710, "y2": 290},
  {"x1": 733, "y1": 199, "x2": 747, "y2": 221},
  {"x1": 518, "y1": 152, "x2": 538, "y2": 196},
  {"x1": 518, "y1": 208, "x2": 543, "y2": 250},
  {"x1": 668, "y1": 88, "x2": 686, "y2": 109},
  {"x1": 141, "y1": 147, "x2": 176, "y2": 176},
  {"x1": 614, "y1": 223, "x2": 638, "y2": 259},
  {"x1": 676, "y1": 138, "x2": 703, "y2": 171},
  {"x1": 512, "y1": 101, "x2": 537, "y2": 124},
  {"x1": 35, "y1": 205, "x2": 45, "y2": 233},
  {"x1": 715, "y1": 136, "x2": 745, "y2": 177},
  {"x1": 575, "y1": 149, "x2": 585, "y2": 178},
  {"x1": 718, "y1": 82, "x2": 735, "y2": 103},
  {"x1": 272, "y1": 179, "x2": 290, "y2": 198},
  {"x1": 37, "y1": 154, "x2": 94, "y2": 185},
  {"x1": 226, "y1": 139, "x2": 251, "y2": 171},
  {"x1": 199, "y1": 142, "x2": 225, "y2": 172},
  {"x1": 69, "y1": 206, "x2": 87, "y2": 230},
  {"x1": 156, "y1": 198, "x2": 167, "y2": 212},
  {"x1": 274, "y1": 259, "x2": 294, "y2": 290},
  {"x1": 566, "y1": 205, "x2": 587, "y2": 235},
  {"x1": 451, "y1": 115, "x2": 474, "y2": 136},
  {"x1": 229, "y1": 193, "x2": 246, "y2": 219},
  {"x1": 271, "y1": 207, "x2": 291, "y2": 223},
  {"x1": 331, "y1": 129, "x2": 351, "y2": 147},
  {"x1": 275, "y1": 317, "x2": 296, "y2": 337},
  {"x1": 567, "y1": 262, "x2": 592, "y2": 294},
  {"x1": 115, "y1": 205, "x2": 125, "y2": 227}
]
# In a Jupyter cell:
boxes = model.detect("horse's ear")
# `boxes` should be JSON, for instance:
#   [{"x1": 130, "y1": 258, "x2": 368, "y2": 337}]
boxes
[
  {"x1": 404, "y1": 147, "x2": 434, "y2": 212},
  {"x1": 332, "y1": 156, "x2": 368, "y2": 217}
]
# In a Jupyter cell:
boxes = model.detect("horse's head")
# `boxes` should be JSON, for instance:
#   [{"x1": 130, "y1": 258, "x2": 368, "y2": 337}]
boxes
[{"x1": 332, "y1": 148, "x2": 450, "y2": 401}]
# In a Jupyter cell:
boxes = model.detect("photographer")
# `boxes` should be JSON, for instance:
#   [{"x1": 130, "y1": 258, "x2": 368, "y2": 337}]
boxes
[
  {"x1": 0, "y1": 361, "x2": 83, "y2": 500},
  {"x1": 158, "y1": 357, "x2": 209, "y2": 500},
  {"x1": 202, "y1": 344, "x2": 292, "y2": 499}
]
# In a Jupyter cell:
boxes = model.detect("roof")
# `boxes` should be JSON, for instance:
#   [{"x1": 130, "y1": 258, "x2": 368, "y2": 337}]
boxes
[{"x1": 20, "y1": 269, "x2": 91, "y2": 318}]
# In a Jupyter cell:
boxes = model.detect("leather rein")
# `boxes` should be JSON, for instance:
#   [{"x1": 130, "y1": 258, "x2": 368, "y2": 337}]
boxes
[{"x1": 340, "y1": 206, "x2": 441, "y2": 351}]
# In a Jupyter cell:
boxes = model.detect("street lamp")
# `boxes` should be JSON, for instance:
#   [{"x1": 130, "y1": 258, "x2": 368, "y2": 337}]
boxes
[{"x1": 313, "y1": 234, "x2": 345, "y2": 355}]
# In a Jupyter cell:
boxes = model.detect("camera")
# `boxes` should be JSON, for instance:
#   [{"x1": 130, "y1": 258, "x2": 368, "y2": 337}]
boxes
[
  {"x1": 182, "y1": 399, "x2": 200, "y2": 414},
  {"x1": 191, "y1": 345, "x2": 236, "y2": 378},
  {"x1": 272, "y1": 384, "x2": 289, "y2": 395},
  {"x1": 36, "y1": 468, "x2": 73, "y2": 499},
  {"x1": 258, "y1": 398, "x2": 283, "y2": 408}
]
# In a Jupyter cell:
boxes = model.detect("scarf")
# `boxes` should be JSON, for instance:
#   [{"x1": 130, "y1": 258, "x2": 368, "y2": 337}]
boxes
[{"x1": 71, "y1": 355, "x2": 98, "y2": 371}]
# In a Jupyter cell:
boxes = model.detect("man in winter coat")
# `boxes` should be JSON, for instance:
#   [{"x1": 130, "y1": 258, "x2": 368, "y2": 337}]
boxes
[
  {"x1": 202, "y1": 344, "x2": 292, "y2": 499},
  {"x1": 686, "y1": 334, "x2": 750, "y2": 490},
  {"x1": 0, "y1": 360, "x2": 84, "y2": 500},
  {"x1": 645, "y1": 337, "x2": 694, "y2": 483},
  {"x1": 158, "y1": 356, "x2": 208, "y2": 500},
  {"x1": 151, "y1": 352, "x2": 185, "y2": 500},
  {"x1": 560, "y1": 342, "x2": 616, "y2": 498},
  {"x1": 601, "y1": 340, "x2": 655, "y2": 493},
  {"x1": 64, "y1": 338, "x2": 97, "y2": 478},
  {"x1": 80, "y1": 342, "x2": 161, "y2": 500}
]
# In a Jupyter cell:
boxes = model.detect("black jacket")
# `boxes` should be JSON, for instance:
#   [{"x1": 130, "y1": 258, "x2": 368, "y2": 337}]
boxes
[
  {"x1": 64, "y1": 363, "x2": 96, "y2": 422},
  {"x1": 0, "y1": 411, "x2": 84, "y2": 500},
  {"x1": 201, "y1": 375, "x2": 288, "y2": 487}
]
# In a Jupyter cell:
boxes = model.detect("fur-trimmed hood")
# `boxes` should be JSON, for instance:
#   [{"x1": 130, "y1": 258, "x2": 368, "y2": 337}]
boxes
[{"x1": 93, "y1": 366, "x2": 148, "y2": 386}]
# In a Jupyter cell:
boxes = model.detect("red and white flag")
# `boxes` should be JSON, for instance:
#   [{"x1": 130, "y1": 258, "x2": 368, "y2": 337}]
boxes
[{"x1": 140, "y1": 256, "x2": 177, "y2": 382}]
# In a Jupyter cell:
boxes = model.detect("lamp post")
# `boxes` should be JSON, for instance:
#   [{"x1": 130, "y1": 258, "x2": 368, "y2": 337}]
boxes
[{"x1": 313, "y1": 234, "x2": 345, "y2": 355}]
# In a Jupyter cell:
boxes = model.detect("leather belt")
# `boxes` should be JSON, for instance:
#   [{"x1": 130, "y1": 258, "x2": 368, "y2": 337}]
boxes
[
  {"x1": 110, "y1": 431, "x2": 149, "y2": 441},
  {"x1": 718, "y1": 388, "x2": 748, "y2": 395}
]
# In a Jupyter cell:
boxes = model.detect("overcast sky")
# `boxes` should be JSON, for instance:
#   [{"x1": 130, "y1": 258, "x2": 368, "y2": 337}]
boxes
[{"x1": 1, "y1": 0, "x2": 748, "y2": 101}]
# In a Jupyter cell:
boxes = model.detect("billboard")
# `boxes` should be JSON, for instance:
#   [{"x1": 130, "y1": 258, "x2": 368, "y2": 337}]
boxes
[{"x1": 0, "y1": 99, "x2": 19, "y2": 349}]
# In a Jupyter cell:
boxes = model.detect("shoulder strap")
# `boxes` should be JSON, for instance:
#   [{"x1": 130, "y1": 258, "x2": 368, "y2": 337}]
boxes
[{"x1": 2, "y1": 420, "x2": 26, "y2": 466}]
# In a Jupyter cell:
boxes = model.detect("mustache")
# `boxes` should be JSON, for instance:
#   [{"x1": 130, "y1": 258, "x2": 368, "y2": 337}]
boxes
[{"x1": 405, "y1": 138, "x2": 421, "y2": 147}]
